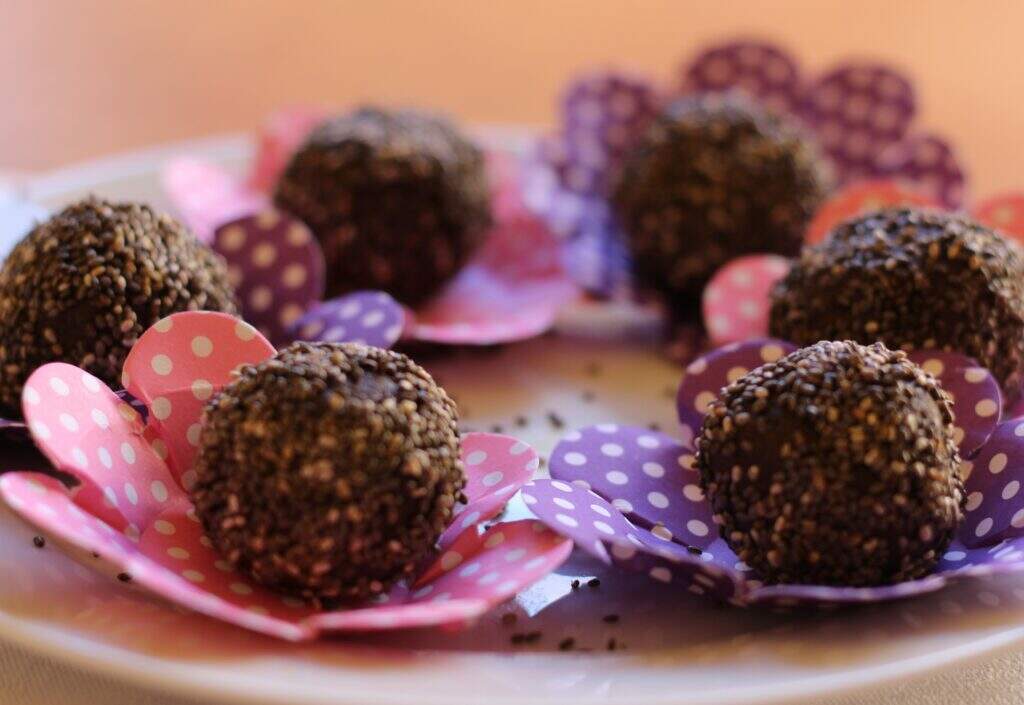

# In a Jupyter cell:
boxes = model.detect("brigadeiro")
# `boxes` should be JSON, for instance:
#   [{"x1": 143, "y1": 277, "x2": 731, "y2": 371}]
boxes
[
  {"x1": 190, "y1": 341, "x2": 465, "y2": 604},
  {"x1": 770, "y1": 208, "x2": 1024, "y2": 398},
  {"x1": 697, "y1": 340, "x2": 964, "y2": 587},
  {"x1": 612, "y1": 93, "x2": 828, "y2": 312},
  {"x1": 274, "y1": 107, "x2": 492, "y2": 306},
  {"x1": 0, "y1": 197, "x2": 237, "y2": 414}
]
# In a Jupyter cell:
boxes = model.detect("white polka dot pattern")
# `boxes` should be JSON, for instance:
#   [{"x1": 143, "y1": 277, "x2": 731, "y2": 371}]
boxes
[
  {"x1": 289, "y1": 290, "x2": 406, "y2": 350},
  {"x1": 702, "y1": 255, "x2": 791, "y2": 347},
  {"x1": 684, "y1": 41, "x2": 803, "y2": 116}
]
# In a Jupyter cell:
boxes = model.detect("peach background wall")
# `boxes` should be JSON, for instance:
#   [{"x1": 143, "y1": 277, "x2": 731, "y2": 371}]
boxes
[{"x1": 2, "y1": 0, "x2": 1022, "y2": 197}]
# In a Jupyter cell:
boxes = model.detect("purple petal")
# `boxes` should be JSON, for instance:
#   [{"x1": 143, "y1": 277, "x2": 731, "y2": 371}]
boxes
[
  {"x1": 289, "y1": 291, "x2": 406, "y2": 350},
  {"x1": 213, "y1": 210, "x2": 326, "y2": 346},
  {"x1": 960, "y1": 418, "x2": 1024, "y2": 547},
  {"x1": 905, "y1": 350, "x2": 1001, "y2": 458},
  {"x1": 748, "y1": 575, "x2": 947, "y2": 607},
  {"x1": 548, "y1": 425, "x2": 716, "y2": 548},
  {"x1": 683, "y1": 40, "x2": 803, "y2": 116},
  {"x1": 874, "y1": 134, "x2": 966, "y2": 209},
  {"x1": 936, "y1": 537, "x2": 1024, "y2": 574},
  {"x1": 676, "y1": 339, "x2": 796, "y2": 438},
  {"x1": 801, "y1": 63, "x2": 916, "y2": 183}
]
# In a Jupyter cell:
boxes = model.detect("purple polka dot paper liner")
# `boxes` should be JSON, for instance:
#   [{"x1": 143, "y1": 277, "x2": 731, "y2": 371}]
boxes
[
  {"x1": 289, "y1": 291, "x2": 406, "y2": 350},
  {"x1": 525, "y1": 38, "x2": 969, "y2": 295},
  {"x1": 213, "y1": 210, "x2": 326, "y2": 346}
]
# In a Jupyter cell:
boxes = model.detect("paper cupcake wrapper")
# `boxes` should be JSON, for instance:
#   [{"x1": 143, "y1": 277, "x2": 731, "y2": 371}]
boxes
[
  {"x1": 524, "y1": 38, "x2": 968, "y2": 297},
  {"x1": 0, "y1": 310, "x2": 571, "y2": 639},
  {"x1": 162, "y1": 113, "x2": 577, "y2": 348},
  {"x1": 524, "y1": 339, "x2": 1023, "y2": 607}
]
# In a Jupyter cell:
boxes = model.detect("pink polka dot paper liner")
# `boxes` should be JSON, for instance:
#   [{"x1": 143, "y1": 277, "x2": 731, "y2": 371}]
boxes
[
  {"x1": 525, "y1": 338, "x2": 1023, "y2": 607},
  {"x1": 525, "y1": 37, "x2": 968, "y2": 297},
  {"x1": 212, "y1": 211, "x2": 326, "y2": 346},
  {"x1": 702, "y1": 255, "x2": 791, "y2": 347},
  {"x1": 1, "y1": 312, "x2": 571, "y2": 638},
  {"x1": 804, "y1": 179, "x2": 940, "y2": 244},
  {"x1": 162, "y1": 110, "x2": 576, "y2": 349},
  {"x1": 290, "y1": 291, "x2": 406, "y2": 350}
]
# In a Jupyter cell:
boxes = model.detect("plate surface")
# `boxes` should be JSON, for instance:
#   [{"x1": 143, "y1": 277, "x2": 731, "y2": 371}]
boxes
[{"x1": 1, "y1": 132, "x2": 1024, "y2": 705}]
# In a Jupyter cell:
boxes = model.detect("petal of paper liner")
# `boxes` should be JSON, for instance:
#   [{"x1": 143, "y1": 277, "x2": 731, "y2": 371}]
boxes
[
  {"x1": 547, "y1": 425, "x2": 716, "y2": 549},
  {"x1": 247, "y1": 106, "x2": 328, "y2": 193},
  {"x1": 904, "y1": 350, "x2": 1001, "y2": 459},
  {"x1": 213, "y1": 211, "x2": 326, "y2": 346},
  {"x1": 439, "y1": 433, "x2": 541, "y2": 550},
  {"x1": 122, "y1": 312, "x2": 276, "y2": 486},
  {"x1": 800, "y1": 64, "x2": 916, "y2": 184},
  {"x1": 406, "y1": 196, "x2": 578, "y2": 346},
  {"x1": 702, "y1": 255, "x2": 791, "y2": 347},
  {"x1": 960, "y1": 419, "x2": 1024, "y2": 548},
  {"x1": 20, "y1": 363, "x2": 174, "y2": 533},
  {"x1": 683, "y1": 40, "x2": 803, "y2": 117},
  {"x1": 0, "y1": 194, "x2": 46, "y2": 260},
  {"x1": 676, "y1": 338, "x2": 797, "y2": 437},
  {"x1": 805, "y1": 179, "x2": 939, "y2": 244},
  {"x1": 0, "y1": 444, "x2": 570, "y2": 638},
  {"x1": 974, "y1": 192, "x2": 1024, "y2": 244},
  {"x1": 162, "y1": 158, "x2": 268, "y2": 244},
  {"x1": 290, "y1": 291, "x2": 406, "y2": 350},
  {"x1": 874, "y1": 134, "x2": 966, "y2": 209}
]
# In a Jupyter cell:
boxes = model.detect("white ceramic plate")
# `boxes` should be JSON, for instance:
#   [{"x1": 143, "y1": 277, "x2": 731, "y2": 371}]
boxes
[{"x1": 1, "y1": 132, "x2": 1024, "y2": 705}]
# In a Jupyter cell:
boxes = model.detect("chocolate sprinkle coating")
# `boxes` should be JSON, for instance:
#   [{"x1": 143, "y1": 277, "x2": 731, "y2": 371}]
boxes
[
  {"x1": 613, "y1": 94, "x2": 828, "y2": 311},
  {"x1": 274, "y1": 107, "x2": 492, "y2": 306},
  {"x1": 0, "y1": 198, "x2": 237, "y2": 414},
  {"x1": 697, "y1": 341, "x2": 964, "y2": 587},
  {"x1": 191, "y1": 342, "x2": 465, "y2": 604},
  {"x1": 770, "y1": 208, "x2": 1024, "y2": 397}
]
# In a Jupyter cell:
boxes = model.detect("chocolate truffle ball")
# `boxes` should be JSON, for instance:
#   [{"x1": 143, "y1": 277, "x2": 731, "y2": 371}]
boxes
[
  {"x1": 770, "y1": 208, "x2": 1024, "y2": 398},
  {"x1": 0, "y1": 198, "x2": 237, "y2": 414},
  {"x1": 274, "y1": 107, "x2": 492, "y2": 306},
  {"x1": 697, "y1": 341, "x2": 964, "y2": 587},
  {"x1": 612, "y1": 94, "x2": 828, "y2": 311},
  {"x1": 190, "y1": 342, "x2": 465, "y2": 604}
]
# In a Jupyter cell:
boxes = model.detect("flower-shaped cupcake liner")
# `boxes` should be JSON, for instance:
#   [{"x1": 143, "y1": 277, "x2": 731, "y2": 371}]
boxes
[
  {"x1": 523, "y1": 338, "x2": 1024, "y2": 608},
  {"x1": 162, "y1": 108, "x2": 578, "y2": 349},
  {"x1": 701, "y1": 180, "x2": 1024, "y2": 349},
  {"x1": 0, "y1": 310, "x2": 572, "y2": 640},
  {"x1": 523, "y1": 38, "x2": 966, "y2": 296}
]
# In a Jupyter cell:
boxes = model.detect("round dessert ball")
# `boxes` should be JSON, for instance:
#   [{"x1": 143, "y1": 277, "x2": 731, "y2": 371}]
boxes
[
  {"x1": 190, "y1": 341, "x2": 465, "y2": 604},
  {"x1": 697, "y1": 340, "x2": 964, "y2": 587},
  {"x1": 612, "y1": 94, "x2": 828, "y2": 311},
  {"x1": 770, "y1": 208, "x2": 1024, "y2": 398},
  {"x1": 274, "y1": 107, "x2": 492, "y2": 306},
  {"x1": 0, "y1": 197, "x2": 237, "y2": 414}
]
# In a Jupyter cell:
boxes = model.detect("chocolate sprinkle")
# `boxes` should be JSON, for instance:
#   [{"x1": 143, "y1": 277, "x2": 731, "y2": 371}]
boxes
[
  {"x1": 191, "y1": 341, "x2": 465, "y2": 604},
  {"x1": 117, "y1": 572, "x2": 132, "y2": 583},
  {"x1": 697, "y1": 341, "x2": 964, "y2": 587},
  {"x1": 0, "y1": 197, "x2": 237, "y2": 414},
  {"x1": 613, "y1": 94, "x2": 828, "y2": 312},
  {"x1": 31, "y1": 535, "x2": 44, "y2": 549},
  {"x1": 274, "y1": 107, "x2": 492, "y2": 306},
  {"x1": 770, "y1": 208, "x2": 1024, "y2": 398}
]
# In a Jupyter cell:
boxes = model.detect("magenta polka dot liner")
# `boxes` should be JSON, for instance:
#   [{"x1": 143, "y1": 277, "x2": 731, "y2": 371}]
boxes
[
  {"x1": 0, "y1": 311, "x2": 572, "y2": 639},
  {"x1": 162, "y1": 112, "x2": 577, "y2": 350},
  {"x1": 524, "y1": 339, "x2": 1024, "y2": 607},
  {"x1": 523, "y1": 37, "x2": 967, "y2": 297}
]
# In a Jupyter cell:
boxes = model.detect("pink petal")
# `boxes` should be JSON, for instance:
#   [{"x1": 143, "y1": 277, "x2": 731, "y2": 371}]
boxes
[
  {"x1": 974, "y1": 192, "x2": 1024, "y2": 245},
  {"x1": 121, "y1": 312, "x2": 275, "y2": 486},
  {"x1": 905, "y1": 351, "x2": 1001, "y2": 458},
  {"x1": 439, "y1": 432, "x2": 541, "y2": 549},
  {"x1": 20, "y1": 364, "x2": 180, "y2": 532},
  {"x1": 246, "y1": 106, "x2": 328, "y2": 193},
  {"x1": 805, "y1": 179, "x2": 939, "y2": 244},
  {"x1": 676, "y1": 339, "x2": 797, "y2": 437},
  {"x1": 212, "y1": 210, "x2": 326, "y2": 346},
  {"x1": 702, "y1": 255, "x2": 791, "y2": 347},
  {"x1": 162, "y1": 158, "x2": 267, "y2": 243}
]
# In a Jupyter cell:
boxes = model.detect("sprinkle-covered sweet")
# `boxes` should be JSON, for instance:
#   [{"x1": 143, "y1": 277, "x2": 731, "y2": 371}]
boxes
[
  {"x1": 697, "y1": 340, "x2": 964, "y2": 587},
  {"x1": 612, "y1": 94, "x2": 828, "y2": 311},
  {"x1": 190, "y1": 341, "x2": 465, "y2": 604},
  {"x1": 0, "y1": 198, "x2": 237, "y2": 414},
  {"x1": 274, "y1": 107, "x2": 492, "y2": 306},
  {"x1": 770, "y1": 208, "x2": 1024, "y2": 397}
]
